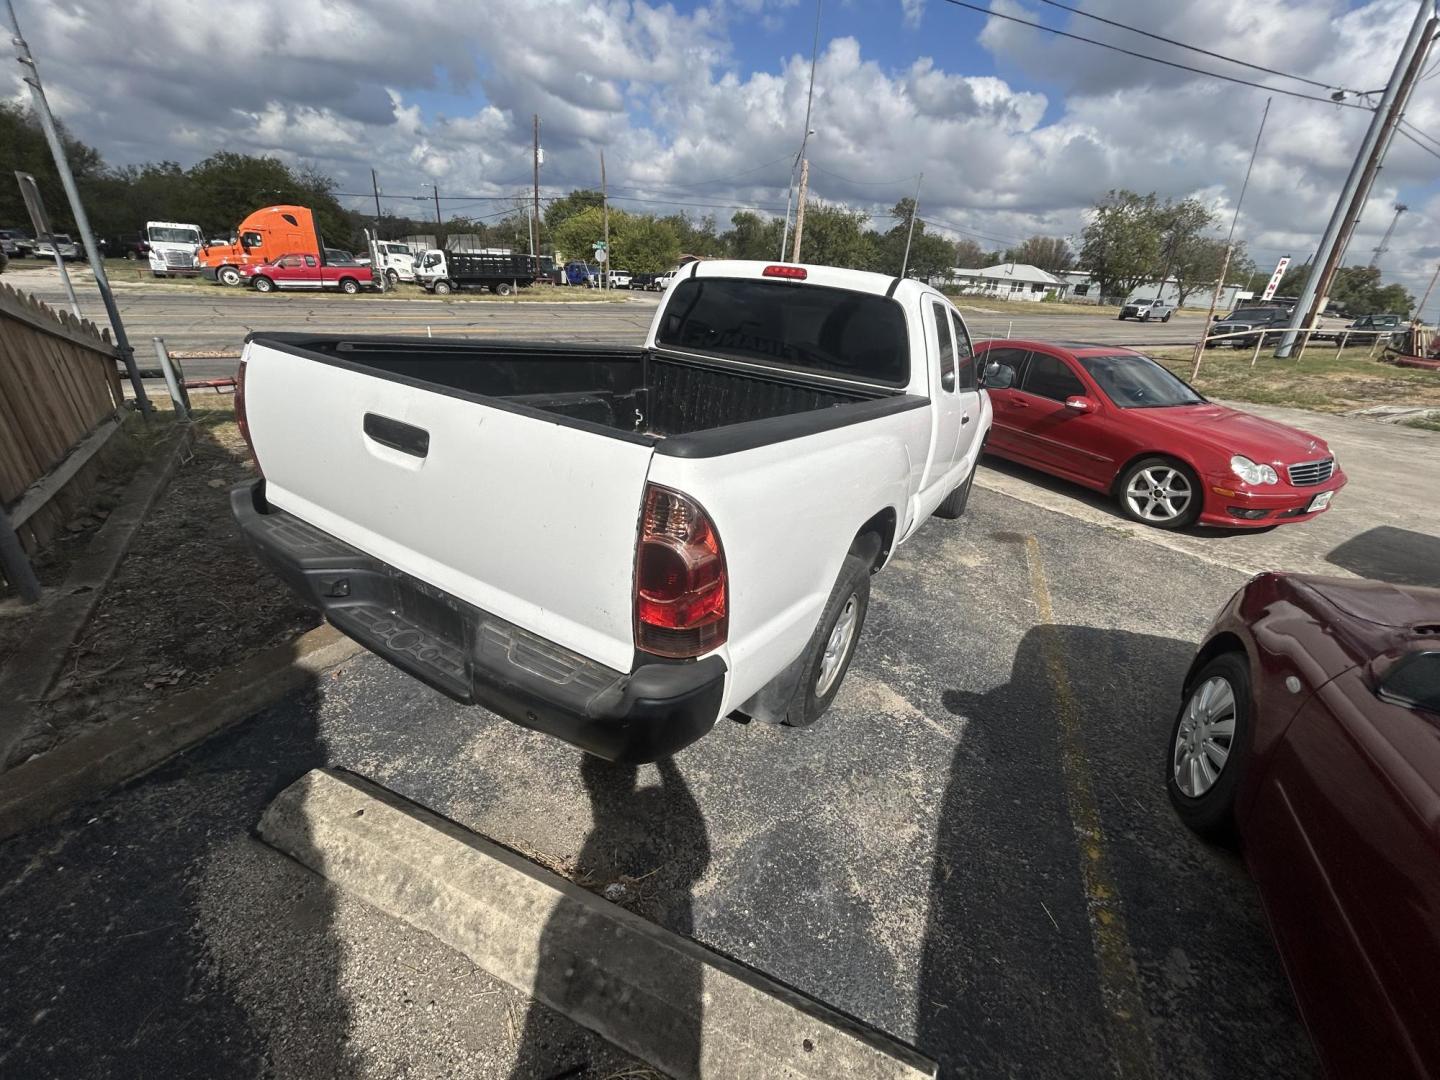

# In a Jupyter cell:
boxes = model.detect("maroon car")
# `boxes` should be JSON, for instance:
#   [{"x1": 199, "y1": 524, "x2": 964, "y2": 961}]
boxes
[
  {"x1": 1168, "y1": 574, "x2": 1440, "y2": 1078},
  {"x1": 977, "y1": 340, "x2": 1347, "y2": 530}
]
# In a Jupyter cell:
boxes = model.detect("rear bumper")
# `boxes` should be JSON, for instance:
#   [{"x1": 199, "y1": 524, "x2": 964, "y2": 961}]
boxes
[{"x1": 231, "y1": 480, "x2": 726, "y2": 761}]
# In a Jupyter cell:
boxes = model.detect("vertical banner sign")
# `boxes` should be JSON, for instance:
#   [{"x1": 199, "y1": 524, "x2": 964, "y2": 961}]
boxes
[{"x1": 1261, "y1": 256, "x2": 1291, "y2": 301}]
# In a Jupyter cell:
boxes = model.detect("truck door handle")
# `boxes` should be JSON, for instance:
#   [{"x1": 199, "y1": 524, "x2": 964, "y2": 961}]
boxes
[
  {"x1": 961, "y1": 414, "x2": 971, "y2": 425},
  {"x1": 1011, "y1": 399, "x2": 1029, "y2": 408},
  {"x1": 364, "y1": 413, "x2": 430, "y2": 458}
]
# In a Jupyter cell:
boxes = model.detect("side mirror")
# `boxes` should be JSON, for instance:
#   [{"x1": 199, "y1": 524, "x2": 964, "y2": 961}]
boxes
[
  {"x1": 983, "y1": 362, "x2": 1014, "y2": 390},
  {"x1": 1065, "y1": 395, "x2": 1095, "y2": 413},
  {"x1": 941, "y1": 368, "x2": 956, "y2": 392}
]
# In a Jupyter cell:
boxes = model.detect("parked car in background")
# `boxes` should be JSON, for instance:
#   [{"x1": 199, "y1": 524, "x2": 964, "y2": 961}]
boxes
[
  {"x1": 604, "y1": 268, "x2": 632, "y2": 289},
  {"x1": 1167, "y1": 574, "x2": 1440, "y2": 1080},
  {"x1": 977, "y1": 339, "x2": 1346, "y2": 529},
  {"x1": 323, "y1": 247, "x2": 365, "y2": 265},
  {"x1": 1117, "y1": 296, "x2": 1175, "y2": 322},
  {"x1": 630, "y1": 271, "x2": 659, "y2": 291},
  {"x1": 653, "y1": 268, "x2": 679, "y2": 291},
  {"x1": 33, "y1": 233, "x2": 80, "y2": 260},
  {"x1": 232, "y1": 260, "x2": 991, "y2": 760},
  {"x1": 1332, "y1": 312, "x2": 1404, "y2": 348},
  {"x1": 0, "y1": 228, "x2": 34, "y2": 258},
  {"x1": 1208, "y1": 306, "x2": 1293, "y2": 349},
  {"x1": 145, "y1": 221, "x2": 203, "y2": 277},
  {"x1": 109, "y1": 233, "x2": 150, "y2": 260},
  {"x1": 563, "y1": 259, "x2": 596, "y2": 286},
  {"x1": 241, "y1": 252, "x2": 378, "y2": 294}
]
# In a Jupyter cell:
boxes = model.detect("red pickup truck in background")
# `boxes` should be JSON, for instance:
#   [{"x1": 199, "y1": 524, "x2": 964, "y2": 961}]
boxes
[{"x1": 242, "y1": 252, "x2": 379, "y2": 294}]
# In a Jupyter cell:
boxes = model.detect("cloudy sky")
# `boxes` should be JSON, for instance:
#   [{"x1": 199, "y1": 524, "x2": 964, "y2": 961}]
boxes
[{"x1": 10, "y1": 0, "x2": 1440, "y2": 310}]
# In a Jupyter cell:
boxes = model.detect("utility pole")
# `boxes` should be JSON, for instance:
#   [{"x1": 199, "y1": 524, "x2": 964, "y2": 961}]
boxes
[
  {"x1": 6, "y1": 0, "x2": 149, "y2": 414},
  {"x1": 1369, "y1": 203, "x2": 1408, "y2": 267},
  {"x1": 432, "y1": 183, "x2": 442, "y2": 227},
  {"x1": 790, "y1": 158, "x2": 810, "y2": 263},
  {"x1": 601, "y1": 149, "x2": 609, "y2": 290},
  {"x1": 1417, "y1": 261, "x2": 1440, "y2": 319},
  {"x1": 900, "y1": 172, "x2": 924, "y2": 278},
  {"x1": 1191, "y1": 99, "x2": 1271, "y2": 381},
  {"x1": 781, "y1": 0, "x2": 823, "y2": 260},
  {"x1": 1278, "y1": 0, "x2": 1436, "y2": 357},
  {"x1": 371, "y1": 168, "x2": 383, "y2": 233},
  {"x1": 532, "y1": 114, "x2": 541, "y2": 259}
]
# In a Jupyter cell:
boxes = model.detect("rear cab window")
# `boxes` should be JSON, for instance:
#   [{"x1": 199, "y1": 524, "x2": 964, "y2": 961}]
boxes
[{"x1": 657, "y1": 277, "x2": 910, "y2": 386}]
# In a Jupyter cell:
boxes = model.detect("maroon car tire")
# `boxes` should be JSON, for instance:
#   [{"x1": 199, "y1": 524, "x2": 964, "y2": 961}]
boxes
[{"x1": 1166, "y1": 652, "x2": 1252, "y2": 843}]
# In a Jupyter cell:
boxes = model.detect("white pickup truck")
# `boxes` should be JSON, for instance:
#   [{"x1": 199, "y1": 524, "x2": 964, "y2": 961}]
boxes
[{"x1": 232, "y1": 260, "x2": 991, "y2": 761}]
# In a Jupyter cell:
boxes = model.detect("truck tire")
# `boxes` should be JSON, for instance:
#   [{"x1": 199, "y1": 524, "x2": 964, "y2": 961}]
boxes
[
  {"x1": 124, "y1": 250, "x2": 136, "y2": 261},
  {"x1": 1162, "y1": 312, "x2": 1172, "y2": 323},
  {"x1": 1116, "y1": 313, "x2": 1126, "y2": 320},
  {"x1": 433, "y1": 280, "x2": 452, "y2": 295},
  {"x1": 218, "y1": 265, "x2": 242, "y2": 286},
  {"x1": 782, "y1": 554, "x2": 871, "y2": 728},
  {"x1": 934, "y1": 456, "x2": 980, "y2": 519},
  {"x1": 495, "y1": 281, "x2": 514, "y2": 296},
  {"x1": 339, "y1": 277, "x2": 359, "y2": 294},
  {"x1": 251, "y1": 276, "x2": 275, "y2": 293}
]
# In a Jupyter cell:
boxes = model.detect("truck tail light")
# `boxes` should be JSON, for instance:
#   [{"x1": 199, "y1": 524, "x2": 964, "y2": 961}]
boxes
[
  {"x1": 763, "y1": 264, "x2": 806, "y2": 280},
  {"x1": 234, "y1": 358, "x2": 261, "y2": 476},
  {"x1": 634, "y1": 483, "x2": 727, "y2": 658}
]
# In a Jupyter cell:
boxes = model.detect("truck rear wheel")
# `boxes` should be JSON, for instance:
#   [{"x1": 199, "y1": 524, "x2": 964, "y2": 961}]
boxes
[
  {"x1": 339, "y1": 277, "x2": 359, "y2": 294},
  {"x1": 782, "y1": 554, "x2": 871, "y2": 728},
  {"x1": 433, "y1": 280, "x2": 452, "y2": 295},
  {"x1": 495, "y1": 281, "x2": 514, "y2": 296},
  {"x1": 217, "y1": 265, "x2": 242, "y2": 286}
]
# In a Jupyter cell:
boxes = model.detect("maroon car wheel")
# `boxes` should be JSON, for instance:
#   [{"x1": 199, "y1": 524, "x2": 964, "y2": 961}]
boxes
[{"x1": 1167, "y1": 652, "x2": 1252, "y2": 841}]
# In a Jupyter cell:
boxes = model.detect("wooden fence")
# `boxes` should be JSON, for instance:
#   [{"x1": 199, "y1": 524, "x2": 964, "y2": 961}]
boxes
[{"x1": 0, "y1": 280, "x2": 124, "y2": 565}]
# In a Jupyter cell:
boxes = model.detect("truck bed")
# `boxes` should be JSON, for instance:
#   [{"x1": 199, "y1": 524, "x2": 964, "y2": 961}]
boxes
[{"x1": 256, "y1": 334, "x2": 908, "y2": 444}]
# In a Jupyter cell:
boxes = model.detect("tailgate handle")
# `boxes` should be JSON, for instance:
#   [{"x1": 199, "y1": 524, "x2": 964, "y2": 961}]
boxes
[{"x1": 364, "y1": 413, "x2": 430, "y2": 458}]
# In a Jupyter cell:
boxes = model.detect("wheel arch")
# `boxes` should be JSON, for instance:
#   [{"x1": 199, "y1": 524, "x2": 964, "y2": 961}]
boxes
[
  {"x1": 1182, "y1": 632, "x2": 1250, "y2": 697},
  {"x1": 850, "y1": 507, "x2": 898, "y2": 573},
  {"x1": 1108, "y1": 449, "x2": 1205, "y2": 496}
]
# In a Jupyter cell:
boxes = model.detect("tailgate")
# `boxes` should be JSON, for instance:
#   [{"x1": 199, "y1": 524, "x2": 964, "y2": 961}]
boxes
[{"x1": 241, "y1": 341, "x2": 653, "y2": 671}]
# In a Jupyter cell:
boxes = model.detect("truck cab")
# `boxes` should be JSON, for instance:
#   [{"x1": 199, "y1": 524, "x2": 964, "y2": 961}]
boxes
[
  {"x1": 199, "y1": 205, "x2": 322, "y2": 286},
  {"x1": 372, "y1": 241, "x2": 417, "y2": 284},
  {"x1": 145, "y1": 221, "x2": 203, "y2": 277}
]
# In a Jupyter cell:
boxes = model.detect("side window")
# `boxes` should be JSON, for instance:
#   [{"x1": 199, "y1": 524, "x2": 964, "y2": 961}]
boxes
[
  {"x1": 1021, "y1": 352, "x2": 1086, "y2": 402},
  {"x1": 277, "y1": 255, "x2": 302, "y2": 268},
  {"x1": 305, "y1": 255, "x2": 317, "y2": 267},
  {"x1": 281, "y1": 213, "x2": 299, "y2": 227},
  {"x1": 981, "y1": 346, "x2": 1028, "y2": 389},
  {"x1": 930, "y1": 300, "x2": 956, "y2": 392},
  {"x1": 947, "y1": 309, "x2": 977, "y2": 391},
  {"x1": 1378, "y1": 652, "x2": 1440, "y2": 712}
]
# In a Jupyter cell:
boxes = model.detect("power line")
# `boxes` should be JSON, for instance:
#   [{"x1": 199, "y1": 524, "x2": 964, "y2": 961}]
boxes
[
  {"x1": 1031, "y1": 0, "x2": 1355, "y2": 96},
  {"x1": 938, "y1": 0, "x2": 1374, "y2": 110},
  {"x1": 808, "y1": 162, "x2": 919, "y2": 186},
  {"x1": 1400, "y1": 118, "x2": 1440, "y2": 153},
  {"x1": 1395, "y1": 123, "x2": 1440, "y2": 162}
]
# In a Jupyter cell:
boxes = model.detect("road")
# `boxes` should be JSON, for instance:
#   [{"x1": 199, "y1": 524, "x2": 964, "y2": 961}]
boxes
[
  {"x1": 6, "y1": 266, "x2": 1204, "y2": 380},
  {"x1": 0, "y1": 486, "x2": 1319, "y2": 1079}
]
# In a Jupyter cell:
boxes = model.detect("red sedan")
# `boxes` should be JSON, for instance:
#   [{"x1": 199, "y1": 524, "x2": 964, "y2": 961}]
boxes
[
  {"x1": 977, "y1": 340, "x2": 1347, "y2": 529},
  {"x1": 1169, "y1": 574, "x2": 1440, "y2": 1078}
]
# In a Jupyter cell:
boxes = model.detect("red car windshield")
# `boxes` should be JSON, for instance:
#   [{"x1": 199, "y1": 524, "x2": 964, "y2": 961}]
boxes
[{"x1": 1076, "y1": 353, "x2": 1205, "y2": 409}]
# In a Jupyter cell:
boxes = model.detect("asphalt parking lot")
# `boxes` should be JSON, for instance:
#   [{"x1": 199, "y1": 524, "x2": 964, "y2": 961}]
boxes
[{"x1": 1, "y1": 486, "x2": 1323, "y2": 1079}]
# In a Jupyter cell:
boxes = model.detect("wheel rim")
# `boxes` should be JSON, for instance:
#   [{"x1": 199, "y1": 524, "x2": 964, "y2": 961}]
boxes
[
  {"x1": 1173, "y1": 676, "x2": 1237, "y2": 797},
  {"x1": 1125, "y1": 465, "x2": 1193, "y2": 523},
  {"x1": 816, "y1": 595, "x2": 859, "y2": 696}
]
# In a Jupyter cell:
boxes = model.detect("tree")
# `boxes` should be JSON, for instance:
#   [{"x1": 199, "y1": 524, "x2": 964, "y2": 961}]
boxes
[
  {"x1": 872, "y1": 197, "x2": 954, "y2": 279},
  {"x1": 613, "y1": 213, "x2": 680, "y2": 273},
  {"x1": 723, "y1": 210, "x2": 784, "y2": 260},
  {"x1": 1005, "y1": 235, "x2": 1073, "y2": 275},
  {"x1": 662, "y1": 212, "x2": 721, "y2": 257},
  {"x1": 551, "y1": 205, "x2": 605, "y2": 264},
  {"x1": 1153, "y1": 196, "x2": 1214, "y2": 293},
  {"x1": 952, "y1": 238, "x2": 987, "y2": 268},
  {"x1": 1172, "y1": 237, "x2": 1252, "y2": 307},
  {"x1": 544, "y1": 189, "x2": 603, "y2": 231},
  {"x1": 1079, "y1": 189, "x2": 1164, "y2": 299},
  {"x1": 1328, "y1": 265, "x2": 1414, "y2": 317},
  {"x1": 796, "y1": 202, "x2": 871, "y2": 268}
]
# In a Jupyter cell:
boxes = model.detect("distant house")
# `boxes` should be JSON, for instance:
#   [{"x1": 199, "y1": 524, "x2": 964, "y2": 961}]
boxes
[
  {"x1": 1058, "y1": 269, "x2": 1252, "y2": 310},
  {"x1": 941, "y1": 262, "x2": 1065, "y2": 301}
]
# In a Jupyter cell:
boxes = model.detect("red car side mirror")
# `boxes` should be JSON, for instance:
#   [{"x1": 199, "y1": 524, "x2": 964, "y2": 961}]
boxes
[{"x1": 1065, "y1": 395, "x2": 1096, "y2": 413}]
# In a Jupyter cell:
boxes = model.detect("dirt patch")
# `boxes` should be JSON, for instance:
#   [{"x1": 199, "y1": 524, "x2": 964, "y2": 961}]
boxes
[{"x1": 7, "y1": 403, "x2": 317, "y2": 766}]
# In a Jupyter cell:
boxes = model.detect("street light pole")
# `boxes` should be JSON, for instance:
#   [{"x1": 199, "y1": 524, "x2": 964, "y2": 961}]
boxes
[
  {"x1": 780, "y1": 0, "x2": 822, "y2": 261},
  {"x1": 6, "y1": 0, "x2": 150, "y2": 414}
]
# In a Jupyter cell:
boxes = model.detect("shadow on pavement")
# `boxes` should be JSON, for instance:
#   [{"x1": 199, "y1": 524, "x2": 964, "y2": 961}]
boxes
[
  {"x1": 509, "y1": 755, "x2": 710, "y2": 1080},
  {"x1": 917, "y1": 624, "x2": 1316, "y2": 1079},
  {"x1": 0, "y1": 664, "x2": 355, "y2": 1079},
  {"x1": 1325, "y1": 526, "x2": 1440, "y2": 588}
]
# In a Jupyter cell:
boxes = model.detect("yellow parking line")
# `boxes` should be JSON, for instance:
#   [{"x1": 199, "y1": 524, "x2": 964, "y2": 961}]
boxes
[{"x1": 1024, "y1": 535, "x2": 1158, "y2": 1080}]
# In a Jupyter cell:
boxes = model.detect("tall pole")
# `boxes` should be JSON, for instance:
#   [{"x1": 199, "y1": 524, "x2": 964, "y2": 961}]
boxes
[
  {"x1": 1278, "y1": 0, "x2": 1436, "y2": 357},
  {"x1": 601, "y1": 149, "x2": 609, "y2": 290},
  {"x1": 900, "y1": 172, "x2": 924, "y2": 278},
  {"x1": 1191, "y1": 99, "x2": 1270, "y2": 380},
  {"x1": 781, "y1": 0, "x2": 823, "y2": 261},
  {"x1": 6, "y1": 0, "x2": 150, "y2": 414},
  {"x1": 432, "y1": 184, "x2": 442, "y2": 227},
  {"x1": 371, "y1": 168, "x2": 383, "y2": 232},
  {"x1": 532, "y1": 114, "x2": 541, "y2": 259},
  {"x1": 790, "y1": 158, "x2": 810, "y2": 263},
  {"x1": 1417, "y1": 261, "x2": 1440, "y2": 320}
]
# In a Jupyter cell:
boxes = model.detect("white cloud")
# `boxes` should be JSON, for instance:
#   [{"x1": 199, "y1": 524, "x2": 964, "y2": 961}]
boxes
[
  {"x1": 901, "y1": 0, "x2": 926, "y2": 29},
  {"x1": 6, "y1": 0, "x2": 1437, "y2": 299}
]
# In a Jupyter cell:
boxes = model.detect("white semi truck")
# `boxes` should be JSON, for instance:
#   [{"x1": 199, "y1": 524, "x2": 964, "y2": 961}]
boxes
[{"x1": 145, "y1": 221, "x2": 204, "y2": 278}]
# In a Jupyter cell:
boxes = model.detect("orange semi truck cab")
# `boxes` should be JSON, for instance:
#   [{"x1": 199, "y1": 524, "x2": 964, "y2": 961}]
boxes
[{"x1": 199, "y1": 205, "x2": 322, "y2": 286}]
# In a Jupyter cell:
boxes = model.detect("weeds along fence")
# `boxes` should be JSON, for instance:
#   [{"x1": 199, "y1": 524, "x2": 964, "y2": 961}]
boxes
[{"x1": 0, "y1": 281, "x2": 124, "y2": 587}]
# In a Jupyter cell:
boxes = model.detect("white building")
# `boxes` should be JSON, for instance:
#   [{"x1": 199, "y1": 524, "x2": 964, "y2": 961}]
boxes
[
  {"x1": 942, "y1": 262, "x2": 1064, "y2": 301},
  {"x1": 1058, "y1": 269, "x2": 1252, "y2": 310}
]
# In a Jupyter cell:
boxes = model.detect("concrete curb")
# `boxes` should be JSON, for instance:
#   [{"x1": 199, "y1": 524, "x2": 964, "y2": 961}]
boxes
[
  {"x1": 260, "y1": 768, "x2": 938, "y2": 1080},
  {"x1": 0, "y1": 423, "x2": 196, "y2": 767},
  {"x1": 0, "y1": 624, "x2": 361, "y2": 841}
]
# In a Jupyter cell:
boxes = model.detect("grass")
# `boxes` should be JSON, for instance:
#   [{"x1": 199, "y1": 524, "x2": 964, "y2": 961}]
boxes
[
  {"x1": 1144, "y1": 344, "x2": 1440, "y2": 414},
  {"x1": 1403, "y1": 414, "x2": 1440, "y2": 432}
]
